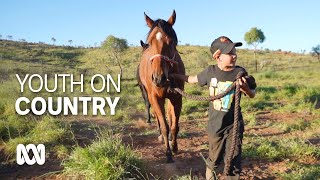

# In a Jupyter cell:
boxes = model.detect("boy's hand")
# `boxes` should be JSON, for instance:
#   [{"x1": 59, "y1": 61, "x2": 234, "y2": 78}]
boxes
[
  {"x1": 238, "y1": 75, "x2": 256, "y2": 90},
  {"x1": 238, "y1": 77, "x2": 256, "y2": 98},
  {"x1": 238, "y1": 77, "x2": 250, "y2": 91}
]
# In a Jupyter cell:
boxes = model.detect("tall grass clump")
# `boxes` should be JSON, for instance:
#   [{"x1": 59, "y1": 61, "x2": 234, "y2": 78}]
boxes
[
  {"x1": 0, "y1": 115, "x2": 34, "y2": 141},
  {"x1": 63, "y1": 130, "x2": 143, "y2": 180},
  {"x1": 3, "y1": 116, "x2": 71, "y2": 159}
]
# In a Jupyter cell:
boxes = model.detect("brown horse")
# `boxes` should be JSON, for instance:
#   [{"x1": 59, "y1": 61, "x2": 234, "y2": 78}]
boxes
[{"x1": 137, "y1": 10, "x2": 185, "y2": 163}]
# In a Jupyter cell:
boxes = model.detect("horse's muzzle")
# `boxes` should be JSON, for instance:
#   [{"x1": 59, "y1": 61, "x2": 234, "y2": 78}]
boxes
[{"x1": 152, "y1": 74, "x2": 167, "y2": 87}]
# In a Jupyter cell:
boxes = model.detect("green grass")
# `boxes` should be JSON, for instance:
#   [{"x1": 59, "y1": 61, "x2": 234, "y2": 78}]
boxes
[
  {"x1": 243, "y1": 112, "x2": 257, "y2": 127},
  {"x1": 243, "y1": 136, "x2": 320, "y2": 161},
  {"x1": 0, "y1": 115, "x2": 34, "y2": 141},
  {"x1": 3, "y1": 116, "x2": 72, "y2": 160},
  {"x1": 140, "y1": 128, "x2": 158, "y2": 136},
  {"x1": 178, "y1": 130, "x2": 190, "y2": 138},
  {"x1": 240, "y1": 69, "x2": 320, "y2": 114},
  {"x1": 272, "y1": 118, "x2": 311, "y2": 133},
  {"x1": 279, "y1": 162, "x2": 320, "y2": 180},
  {"x1": 62, "y1": 130, "x2": 143, "y2": 180}
]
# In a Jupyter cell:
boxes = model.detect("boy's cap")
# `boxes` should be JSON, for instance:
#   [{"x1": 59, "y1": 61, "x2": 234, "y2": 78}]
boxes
[{"x1": 210, "y1": 36, "x2": 242, "y2": 56}]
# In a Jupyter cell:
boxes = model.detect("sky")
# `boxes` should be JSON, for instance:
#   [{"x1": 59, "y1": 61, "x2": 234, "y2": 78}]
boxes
[{"x1": 1, "y1": 0, "x2": 319, "y2": 53}]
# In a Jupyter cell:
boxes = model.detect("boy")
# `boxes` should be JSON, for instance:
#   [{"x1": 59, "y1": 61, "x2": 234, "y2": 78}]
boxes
[{"x1": 171, "y1": 36, "x2": 256, "y2": 180}]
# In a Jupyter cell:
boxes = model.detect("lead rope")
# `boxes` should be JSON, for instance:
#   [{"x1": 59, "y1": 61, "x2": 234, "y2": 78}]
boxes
[
  {"x1": 173, "y1": 71, "x2": 244, "y2": 178},
  {"x1": 223, "y1": 72, "x2": 242, "y2": 178}
]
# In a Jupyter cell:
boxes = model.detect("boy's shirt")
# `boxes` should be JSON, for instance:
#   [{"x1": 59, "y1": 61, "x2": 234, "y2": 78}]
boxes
[
  {"x1": 210, "y1": 79, "x2": 234, "y2": 112},
  {"x1": 197, "y1": 65, "x2": 250, "y2": 135}
]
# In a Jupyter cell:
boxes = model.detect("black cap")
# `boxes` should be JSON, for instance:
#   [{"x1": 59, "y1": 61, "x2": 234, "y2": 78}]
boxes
[{"x1": 210, "y1": 36, "x2": 242, "y2": 56}]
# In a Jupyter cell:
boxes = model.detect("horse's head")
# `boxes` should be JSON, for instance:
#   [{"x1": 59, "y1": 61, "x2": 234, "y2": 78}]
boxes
[{"x1": 145, "y1": 10, "x2": 178, "y2": 87}]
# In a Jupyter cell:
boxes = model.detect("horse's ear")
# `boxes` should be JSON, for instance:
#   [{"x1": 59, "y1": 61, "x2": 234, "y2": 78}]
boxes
[
  {"x1": 144, "y1": 12, "x2": 154, "y2": 28},
  {"x1": 140, "y1": 40, "x2": 149, "y2": 50},
  {"x1": 140, "y1": 40, "x2": 145, "y2": 47},
  {"x1": 167, "y1": 10, "x2": 176, "y2": 26}
]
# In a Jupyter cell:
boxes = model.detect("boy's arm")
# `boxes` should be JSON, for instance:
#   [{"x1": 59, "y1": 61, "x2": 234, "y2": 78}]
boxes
[
  {"x1": 238, "y1": 77, "x2": 255, "y2": 98},
  {"x1": 171, "y1": 74, "x2": 198, "y2": 83}
]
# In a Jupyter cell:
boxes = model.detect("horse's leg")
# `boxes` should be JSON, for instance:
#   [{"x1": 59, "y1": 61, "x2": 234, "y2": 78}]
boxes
[
  {"x1": 148, "y1": 95, "x2": 162, "y2": 141},
  {"x1": 167, "y1": 101, "x2": 173, "y2": 141},
  {"x1": 141, "y1": 85, "x2": 152, "y2": 124},
  {"x1": 151, "y1": 110, "x2": 163, "y2": 142},
  {"x1": 151, "y1": 95, "x2": 173, "y2": 163},
  {"x1": 168, "y1": 95, "x2": 182, "y2": 154},
  {"x1": 146, "y1": 101, "x2": 151, "y2": 124},
  {"x1": 137, "y1": 65, "x2": 152, "y2": 123}
]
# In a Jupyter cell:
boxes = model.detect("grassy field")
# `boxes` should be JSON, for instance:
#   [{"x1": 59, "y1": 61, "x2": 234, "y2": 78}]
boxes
[{"x1": 0, "y1": 39, "x2": 319, "y2": 179}]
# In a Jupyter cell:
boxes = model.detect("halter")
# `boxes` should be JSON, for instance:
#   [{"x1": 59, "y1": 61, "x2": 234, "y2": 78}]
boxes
[{"x1": 149, "y1": 53, "x2": 177, "y2": 66}]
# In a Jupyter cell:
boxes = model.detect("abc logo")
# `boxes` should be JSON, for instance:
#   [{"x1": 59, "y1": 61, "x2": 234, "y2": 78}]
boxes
[{"x1": 16, "y1": 144, "x2": 45, "y2": 165}]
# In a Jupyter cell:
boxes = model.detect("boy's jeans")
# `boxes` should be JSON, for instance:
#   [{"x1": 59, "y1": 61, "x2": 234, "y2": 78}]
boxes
[{"x1": 206, "y1": 127, "x2": 243, "y2": 179}]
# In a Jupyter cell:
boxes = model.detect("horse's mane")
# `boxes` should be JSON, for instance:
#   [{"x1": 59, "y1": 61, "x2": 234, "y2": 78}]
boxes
[{"x1": 147, "y1": 19, "x2": 178, "y2": 46}]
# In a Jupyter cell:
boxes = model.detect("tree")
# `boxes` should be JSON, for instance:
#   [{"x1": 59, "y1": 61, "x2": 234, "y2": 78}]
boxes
[
  {"x1": 244, "y1": 27, "x2": 266, "y2": 72},
  {"x1": 7, "y1": 35, "x2": 13, "y2": 40},
  {"x1": 101, "y1": 35, "x2": 128, "y2": 78},
  {"x1": 0, "y1": 35, "x2": 2, "y2": 39},
  {"x1": 68, "y1": 40, "x2": 73, "y2": 46},
  {"x1": 51, "y1": 37, "x2": 56, "y2": 45},
  {"x1": 312, "y1": 45, "x2": 320, "y2": 62}
]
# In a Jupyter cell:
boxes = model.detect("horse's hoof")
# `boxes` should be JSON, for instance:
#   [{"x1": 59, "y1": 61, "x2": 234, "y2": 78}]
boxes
[
  {"x1": 166, "y1": 157, "x2": 174, "y2": 163},
  {"x1": 172, "y1": 146, "x2": 178, "y2": 155},
  {"x1": 158, "y1": 135, "x2": 163, "y2": 142},
  {"x1": 146, "y1": 120, "x2": 151, "y2": 124},
  {"x1": 170, "y1": 142, "x2": 178, "y2": 154}
]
